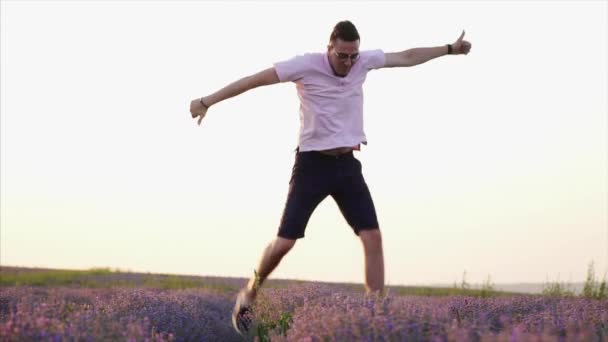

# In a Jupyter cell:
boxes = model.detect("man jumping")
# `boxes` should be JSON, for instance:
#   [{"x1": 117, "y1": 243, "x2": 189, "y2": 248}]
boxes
[{"x1": 189, "y1": 20, "x2": 471, "y2": 336}]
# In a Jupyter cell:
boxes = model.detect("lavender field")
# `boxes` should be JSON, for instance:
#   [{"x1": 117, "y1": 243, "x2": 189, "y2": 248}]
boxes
[{"x1": 1, "y1": 267, "x2": 606, "y2": 341}]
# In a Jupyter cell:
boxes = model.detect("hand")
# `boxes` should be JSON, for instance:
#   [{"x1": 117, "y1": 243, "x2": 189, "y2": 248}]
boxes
[
  {"x1": 190, "y1": 98, "x2": 208, "y2": 126},
  {"x1": 452, "y1": 30, "x2": 472, "y2": 55}
]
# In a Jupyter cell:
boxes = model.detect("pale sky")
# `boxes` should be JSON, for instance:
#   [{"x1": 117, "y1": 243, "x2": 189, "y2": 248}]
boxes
[{"x1": 1, "y1": 1, "x2": 606, "y2": 286}]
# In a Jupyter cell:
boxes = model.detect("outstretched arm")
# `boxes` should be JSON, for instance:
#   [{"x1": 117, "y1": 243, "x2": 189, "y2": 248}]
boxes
[
  {"x1": 383, "y1": 30, "x2": 472, "y2": 68},
  {"x1": 190, "y1": 67, "x2": 280, "y2": 125}
]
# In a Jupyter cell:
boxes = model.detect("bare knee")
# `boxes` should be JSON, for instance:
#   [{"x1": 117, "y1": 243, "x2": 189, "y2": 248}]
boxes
[{"x1": 359, "y1": 229, "x2": 382, "y2": 252}]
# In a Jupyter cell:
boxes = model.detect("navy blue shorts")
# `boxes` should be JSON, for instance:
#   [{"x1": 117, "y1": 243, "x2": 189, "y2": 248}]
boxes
[{"x1": 277, "y1": 150, "x2": 380, "y2": 240}]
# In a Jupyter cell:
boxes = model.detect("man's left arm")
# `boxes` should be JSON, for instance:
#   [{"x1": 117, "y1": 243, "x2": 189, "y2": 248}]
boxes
[{"x1": 383, "y1": 30, "x2": 472, "y2": 68}]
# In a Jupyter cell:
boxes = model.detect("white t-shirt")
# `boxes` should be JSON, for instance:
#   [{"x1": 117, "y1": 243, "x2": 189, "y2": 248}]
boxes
[{"x1": 273, "y1": 50, "x2": 385, "y2": 152}]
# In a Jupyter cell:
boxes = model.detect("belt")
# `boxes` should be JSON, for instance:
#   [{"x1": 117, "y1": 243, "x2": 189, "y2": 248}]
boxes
[{"x1": 318, "y1": 147, "x2": 354, "y2": 157}]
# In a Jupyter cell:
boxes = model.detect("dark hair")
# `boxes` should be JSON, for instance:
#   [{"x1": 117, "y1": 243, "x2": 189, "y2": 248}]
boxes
[{"x1": 329, "y1": 20, "x2": 360, "y2": 43}]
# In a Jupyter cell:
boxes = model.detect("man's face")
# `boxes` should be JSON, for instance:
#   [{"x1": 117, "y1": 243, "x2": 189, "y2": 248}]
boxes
[{"x1": 327, "y1": 38, "x2": 360, "y2": 77}]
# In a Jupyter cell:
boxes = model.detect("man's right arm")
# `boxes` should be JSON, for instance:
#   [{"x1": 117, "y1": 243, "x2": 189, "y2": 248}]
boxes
[{"x1": 190, "y1": 67, "x2": 281, "y2": 124}]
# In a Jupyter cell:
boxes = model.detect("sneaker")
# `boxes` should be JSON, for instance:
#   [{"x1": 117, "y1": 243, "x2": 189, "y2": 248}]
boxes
[{"x1": 232, "y1": 289, "x2": 254, "y2": 336}]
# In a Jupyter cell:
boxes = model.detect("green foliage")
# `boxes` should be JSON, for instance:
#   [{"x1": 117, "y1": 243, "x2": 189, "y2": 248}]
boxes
[
  {"x1": 541, "y1": 261, "x2": 607, "y2": 299},
  {"x1": 582, "y1": 261, "x2": 607, "y2": 300},
  {"x1": 542, "y1": 276, "x2": 575, "y2": 298},
  {"x1": 0, "y1": 267, "x2": 114, "y2": 287},
  {"x1": 0, "y1": 267, "x2": 238, "y2": 292},
  {"x1": 255, "y1": 311, "x2": 293, "y2": 341},
  {"x1": 460, "y1": 270, "x2": 470, "y2": 291},
  {"x1": 393, "y1": 285, "x2": 510, "y2": 298},
  {"x1": 445, "y1": 271, "x2": 498, "y2": 298},
  {"x1": 479, "y1": 275, "x2": 495, "y2": 298}
]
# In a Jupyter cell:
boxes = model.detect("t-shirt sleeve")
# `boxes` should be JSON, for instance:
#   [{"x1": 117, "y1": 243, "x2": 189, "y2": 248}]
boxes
[
  {"x1": 363, "y1": 49, "x2": 386, "y2": 70},
  {"x1": 273, "y1": 54, "x2": 309, "y2": 82}
]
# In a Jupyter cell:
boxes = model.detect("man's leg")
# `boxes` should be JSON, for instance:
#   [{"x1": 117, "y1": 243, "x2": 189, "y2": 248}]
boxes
[
  {"x1": 232, "y1": 236, "x2": 296, "y2": 335},
  {"x1": 233, "y1": 151, "x2": 326, "y2": 335},
  {"x1": 243, "y1": 151, "x2": 327, "y2": 301},
  {"x1": 330, "y1": 154, "x2": 385, "y2": 296},
  {"x1": 359, "y1": 228, "x2": 385, "y2": 295},
  {"x1": 242, "y1": 237, "x2": 296, "y2": 301}
]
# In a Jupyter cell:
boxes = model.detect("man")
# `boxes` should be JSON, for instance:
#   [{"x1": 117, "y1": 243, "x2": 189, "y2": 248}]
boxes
[{"x1": 189, "y1": 20, "x2": 471, "y2": 336}]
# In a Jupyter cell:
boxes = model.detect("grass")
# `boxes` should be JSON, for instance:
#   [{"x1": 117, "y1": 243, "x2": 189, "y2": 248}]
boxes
[
  {"x1": 541, "y1": 261, "x2": 607, "y2": 299},
  {"x1": 3, "y1": 263, "x2": 605, "y2": 299},
  {"x1": 388, "y1": 285, "x2": 508, "y2": 297},
  {"x1": 0, "y1": 267, "x2": 115, "y2": 287},
  {"x1": 1, "y1": 266, "x2": 517, "y2": 297},
  {"x1": 0, "y1": 266, "x2": 239, "y2": 292}
]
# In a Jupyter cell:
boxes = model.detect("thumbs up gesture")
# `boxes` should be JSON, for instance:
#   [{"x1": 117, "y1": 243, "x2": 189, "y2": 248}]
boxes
[{"x1": 452, "y1": 30, "x2": 472, "y2": 55}]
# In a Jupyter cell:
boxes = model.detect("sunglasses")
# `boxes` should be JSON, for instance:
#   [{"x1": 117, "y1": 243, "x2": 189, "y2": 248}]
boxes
[{"x1": 333, "y1": 50, "x2": 360, "y2": 61}]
